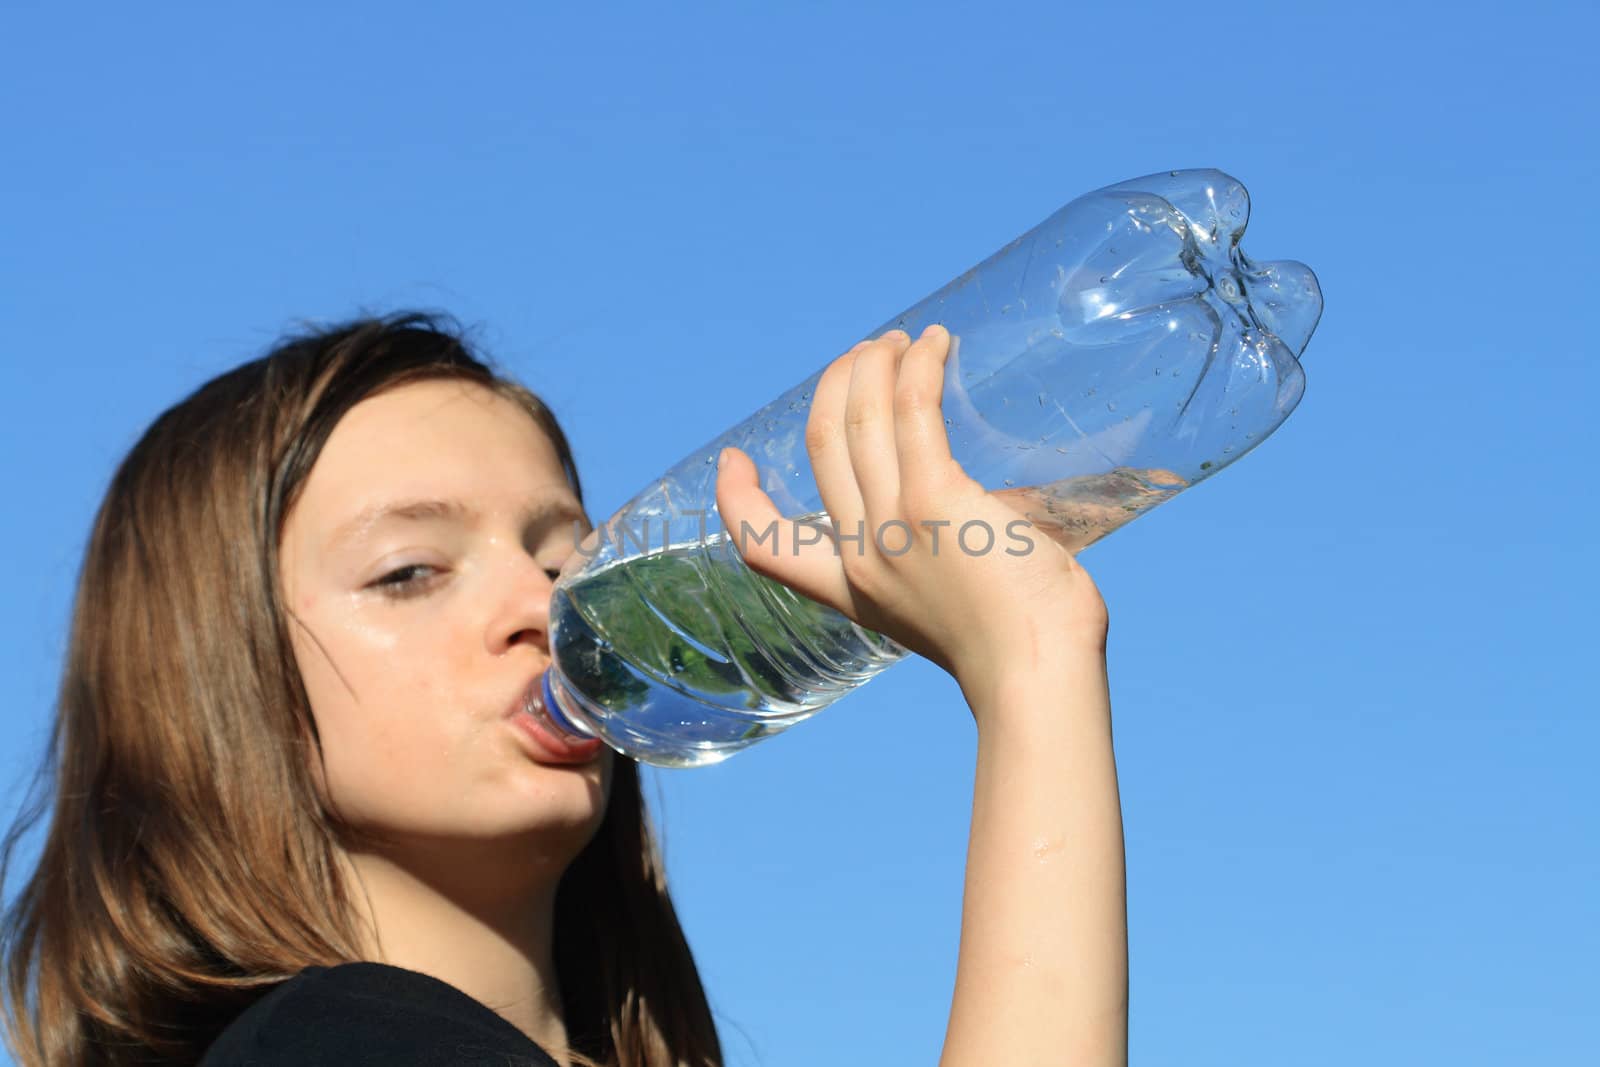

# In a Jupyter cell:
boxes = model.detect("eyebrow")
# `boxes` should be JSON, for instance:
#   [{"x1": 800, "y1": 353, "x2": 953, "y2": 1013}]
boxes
[{"x1": 326, "y1": 495, "x2": 589, "y2": 552}]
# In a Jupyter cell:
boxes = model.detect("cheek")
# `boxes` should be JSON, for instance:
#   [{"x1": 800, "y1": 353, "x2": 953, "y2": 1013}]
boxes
[
  {"x1": 292, "y1": 619, "x2": 464, "y2": 826},
  {"x1": 312, "y1": 693, "x2": 460, "y2": 829}
]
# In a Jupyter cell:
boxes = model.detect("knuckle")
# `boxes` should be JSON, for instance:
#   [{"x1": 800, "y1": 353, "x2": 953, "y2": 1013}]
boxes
[
  {"x1": 838, "y1": 550, "x2": 883, "y2": 594},
  {"x1": 897, "y1": 480, "x2": 941, "y2": 521},
  {"x1": 902, "y1": 463, "x2": 963, "y2": 508},
  {"x1": 893, "y1": 376, "x2": 936, "y2": 416},
  {"x1": 844, "y1": 400, "x2": 880, "y2": 434},
  {"x1": 805, "y1": 414, "x2": 841, "y2": 454},
  {"x1": 902, "y1": 481, "x2": 964, "y2": 527}
]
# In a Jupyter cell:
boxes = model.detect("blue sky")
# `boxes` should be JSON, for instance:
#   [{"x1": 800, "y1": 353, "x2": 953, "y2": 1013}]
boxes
[{"x1": 2, "y1": 1, "x2": 1595, "y2": 1063}]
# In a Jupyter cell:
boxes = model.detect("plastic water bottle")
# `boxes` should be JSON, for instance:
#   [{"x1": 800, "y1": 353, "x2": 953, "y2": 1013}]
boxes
[{"x1": 538, "y1": 168, "x2": 1322, "y2": 768}]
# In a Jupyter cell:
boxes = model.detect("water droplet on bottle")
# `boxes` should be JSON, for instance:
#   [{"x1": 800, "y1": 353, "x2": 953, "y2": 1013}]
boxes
[
  {"x1": 1098, "y1": 275, "x2": 1108, "y2": 284},
  {"x1": 1222, "y1": 445, "x2": 1234, "y2": 454},
  {"x1": 1003, "y1": 479, "x2": 1014, "y2": 487},
  {"x1": 1037, "y1": 393, "x2": 1046, "y2": 406},
  {"x1": 1169, "y1": 170, "x2": 1180, "y2": 177},
  {"x1": 1084, "y1": 387, "x2": 1096, "y2": 397},
  {"x1": 705, "y1": 455, "x2": 714, "y2": 464},
  {"x1": 1106, "y1": 401, "x2": 1117, "y2": 412}
]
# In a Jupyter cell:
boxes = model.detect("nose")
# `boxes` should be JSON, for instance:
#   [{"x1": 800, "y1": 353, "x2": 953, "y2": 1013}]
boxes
[{"x1": 485, "y1": 550, "x2": 556, "y2": 657}]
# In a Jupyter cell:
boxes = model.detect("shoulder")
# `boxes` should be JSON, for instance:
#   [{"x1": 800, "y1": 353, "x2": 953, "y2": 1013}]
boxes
[{"x1": 199, "y1": 962, "x2": 559, "y2": 1066}]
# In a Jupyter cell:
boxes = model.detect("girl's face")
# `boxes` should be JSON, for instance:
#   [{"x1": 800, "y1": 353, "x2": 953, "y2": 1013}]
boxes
[{"x1": 279, "y1": 379, "x2": 612, "y2": 855}]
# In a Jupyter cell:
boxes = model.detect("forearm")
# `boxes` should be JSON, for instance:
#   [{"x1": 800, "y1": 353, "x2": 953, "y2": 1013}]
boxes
[{"x1": 940, "y1": 650, "x2": 1129, "y2": 1067}]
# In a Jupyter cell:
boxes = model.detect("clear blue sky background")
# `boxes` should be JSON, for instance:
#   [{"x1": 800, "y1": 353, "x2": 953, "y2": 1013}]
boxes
[{"x1": 2, "y1": 2, "x2": 1595, "y2": 1064}]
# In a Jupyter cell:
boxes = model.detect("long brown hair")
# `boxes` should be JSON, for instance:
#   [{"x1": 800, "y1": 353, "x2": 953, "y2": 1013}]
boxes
[{"x1": 0, "y1": 311, "x2": 722, "y2": 1067}]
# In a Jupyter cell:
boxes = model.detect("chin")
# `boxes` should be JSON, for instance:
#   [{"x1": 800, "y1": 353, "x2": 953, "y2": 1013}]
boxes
[{"x1": 496, "y1": 757, "x2": 612, "y2": 837}]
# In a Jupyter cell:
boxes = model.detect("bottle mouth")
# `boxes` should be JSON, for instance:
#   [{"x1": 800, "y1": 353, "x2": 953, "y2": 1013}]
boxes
[{"x1": 539, "y1": 669, "x2": 596, "y2": 740}]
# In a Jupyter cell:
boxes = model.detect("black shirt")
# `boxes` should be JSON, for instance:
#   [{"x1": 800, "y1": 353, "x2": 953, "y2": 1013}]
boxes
[{"x1": 198, "y1": 961, "x2": 561, "y2": 1066}]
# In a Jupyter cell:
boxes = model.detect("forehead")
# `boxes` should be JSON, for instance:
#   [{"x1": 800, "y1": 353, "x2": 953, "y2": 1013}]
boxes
[
  {"x1": 291, "y1": 379, "x2": 575, "y2": 530},
  {"x1": 326, "y1": 376, "x2": 561, "y2": 465}
]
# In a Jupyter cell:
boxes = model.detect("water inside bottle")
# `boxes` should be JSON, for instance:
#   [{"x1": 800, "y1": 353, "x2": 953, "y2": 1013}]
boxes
[
  {"x1": 992, "y1": 466, "x2": 1186, "y2": 552},
  {"x1": 547, "y1": 465, "x2": 1188, "y2": 767}
]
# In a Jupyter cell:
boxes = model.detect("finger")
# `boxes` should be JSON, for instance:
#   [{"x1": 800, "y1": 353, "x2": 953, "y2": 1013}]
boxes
[
  {"x1": 714, "y1": 446, "x2": 854, "y2": 614},
  {"x1": 893, "y1": 324, "x2": 960, "y2": 487},
  {"x1": 805, "y1": 348, "x2": 868, "y2": 546},
  {"x1": 845, "y1": 330, "x2": 910, "y2": 528}
]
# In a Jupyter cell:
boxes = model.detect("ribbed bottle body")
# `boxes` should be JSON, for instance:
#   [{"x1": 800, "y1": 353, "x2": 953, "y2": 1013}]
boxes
[{"x1": 543, "y1": 168, "x2": 1322, "y2": 766}]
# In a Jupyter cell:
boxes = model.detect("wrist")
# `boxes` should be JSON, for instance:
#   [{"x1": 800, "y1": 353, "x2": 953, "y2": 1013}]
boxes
[{"x1": 956, "y1": 640, "x2": 1110, "y2": 734}]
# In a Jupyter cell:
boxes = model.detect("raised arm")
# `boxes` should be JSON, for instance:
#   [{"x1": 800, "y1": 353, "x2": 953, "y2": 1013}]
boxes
[
  {"x1": 715, "y1": 325, "x2": 1129, "y2": 1065},
  {"x1": 942, "y1": 646, "x2": 1127, "y2": 1065}
]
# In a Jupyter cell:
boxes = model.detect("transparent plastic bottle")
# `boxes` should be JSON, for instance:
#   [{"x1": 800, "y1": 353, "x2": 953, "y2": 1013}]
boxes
[{"x1": 538, "y1": 168, "x2": 1322, "y2": 768}]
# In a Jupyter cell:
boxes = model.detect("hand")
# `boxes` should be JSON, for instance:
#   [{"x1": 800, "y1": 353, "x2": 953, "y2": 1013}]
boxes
[{"x1": 713, "y1": 325, "x2": 1109, "y2": 712}]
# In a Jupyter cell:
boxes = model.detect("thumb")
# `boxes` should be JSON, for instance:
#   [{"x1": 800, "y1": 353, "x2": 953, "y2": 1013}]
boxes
[{"x1": 713, "y1": 447, "x2": 852, "y2": 615}]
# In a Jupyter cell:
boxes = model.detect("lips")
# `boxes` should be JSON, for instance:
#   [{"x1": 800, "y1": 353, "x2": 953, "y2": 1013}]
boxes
[{"x1": 508, "y1": 671, "x2": 604, "y2": 764}]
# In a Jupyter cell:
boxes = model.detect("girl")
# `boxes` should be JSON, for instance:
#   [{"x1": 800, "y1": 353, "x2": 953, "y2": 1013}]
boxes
[{"x1": 1, "y1": 312, "x2": 1127, "y2": 1065}]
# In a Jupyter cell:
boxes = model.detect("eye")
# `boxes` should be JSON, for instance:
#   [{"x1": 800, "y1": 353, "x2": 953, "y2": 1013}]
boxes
[
  {"x1": 371, "y1": 564, "x2": 443, "y2": 599},
  {"x1": 541, "y1": 546, "x2": 578, "y2": 582}
]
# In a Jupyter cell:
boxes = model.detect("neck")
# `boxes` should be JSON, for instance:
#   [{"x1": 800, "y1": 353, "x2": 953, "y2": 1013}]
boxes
[{"x1": 341, "y1": 836, "x2": 575, "y2": 1059}]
